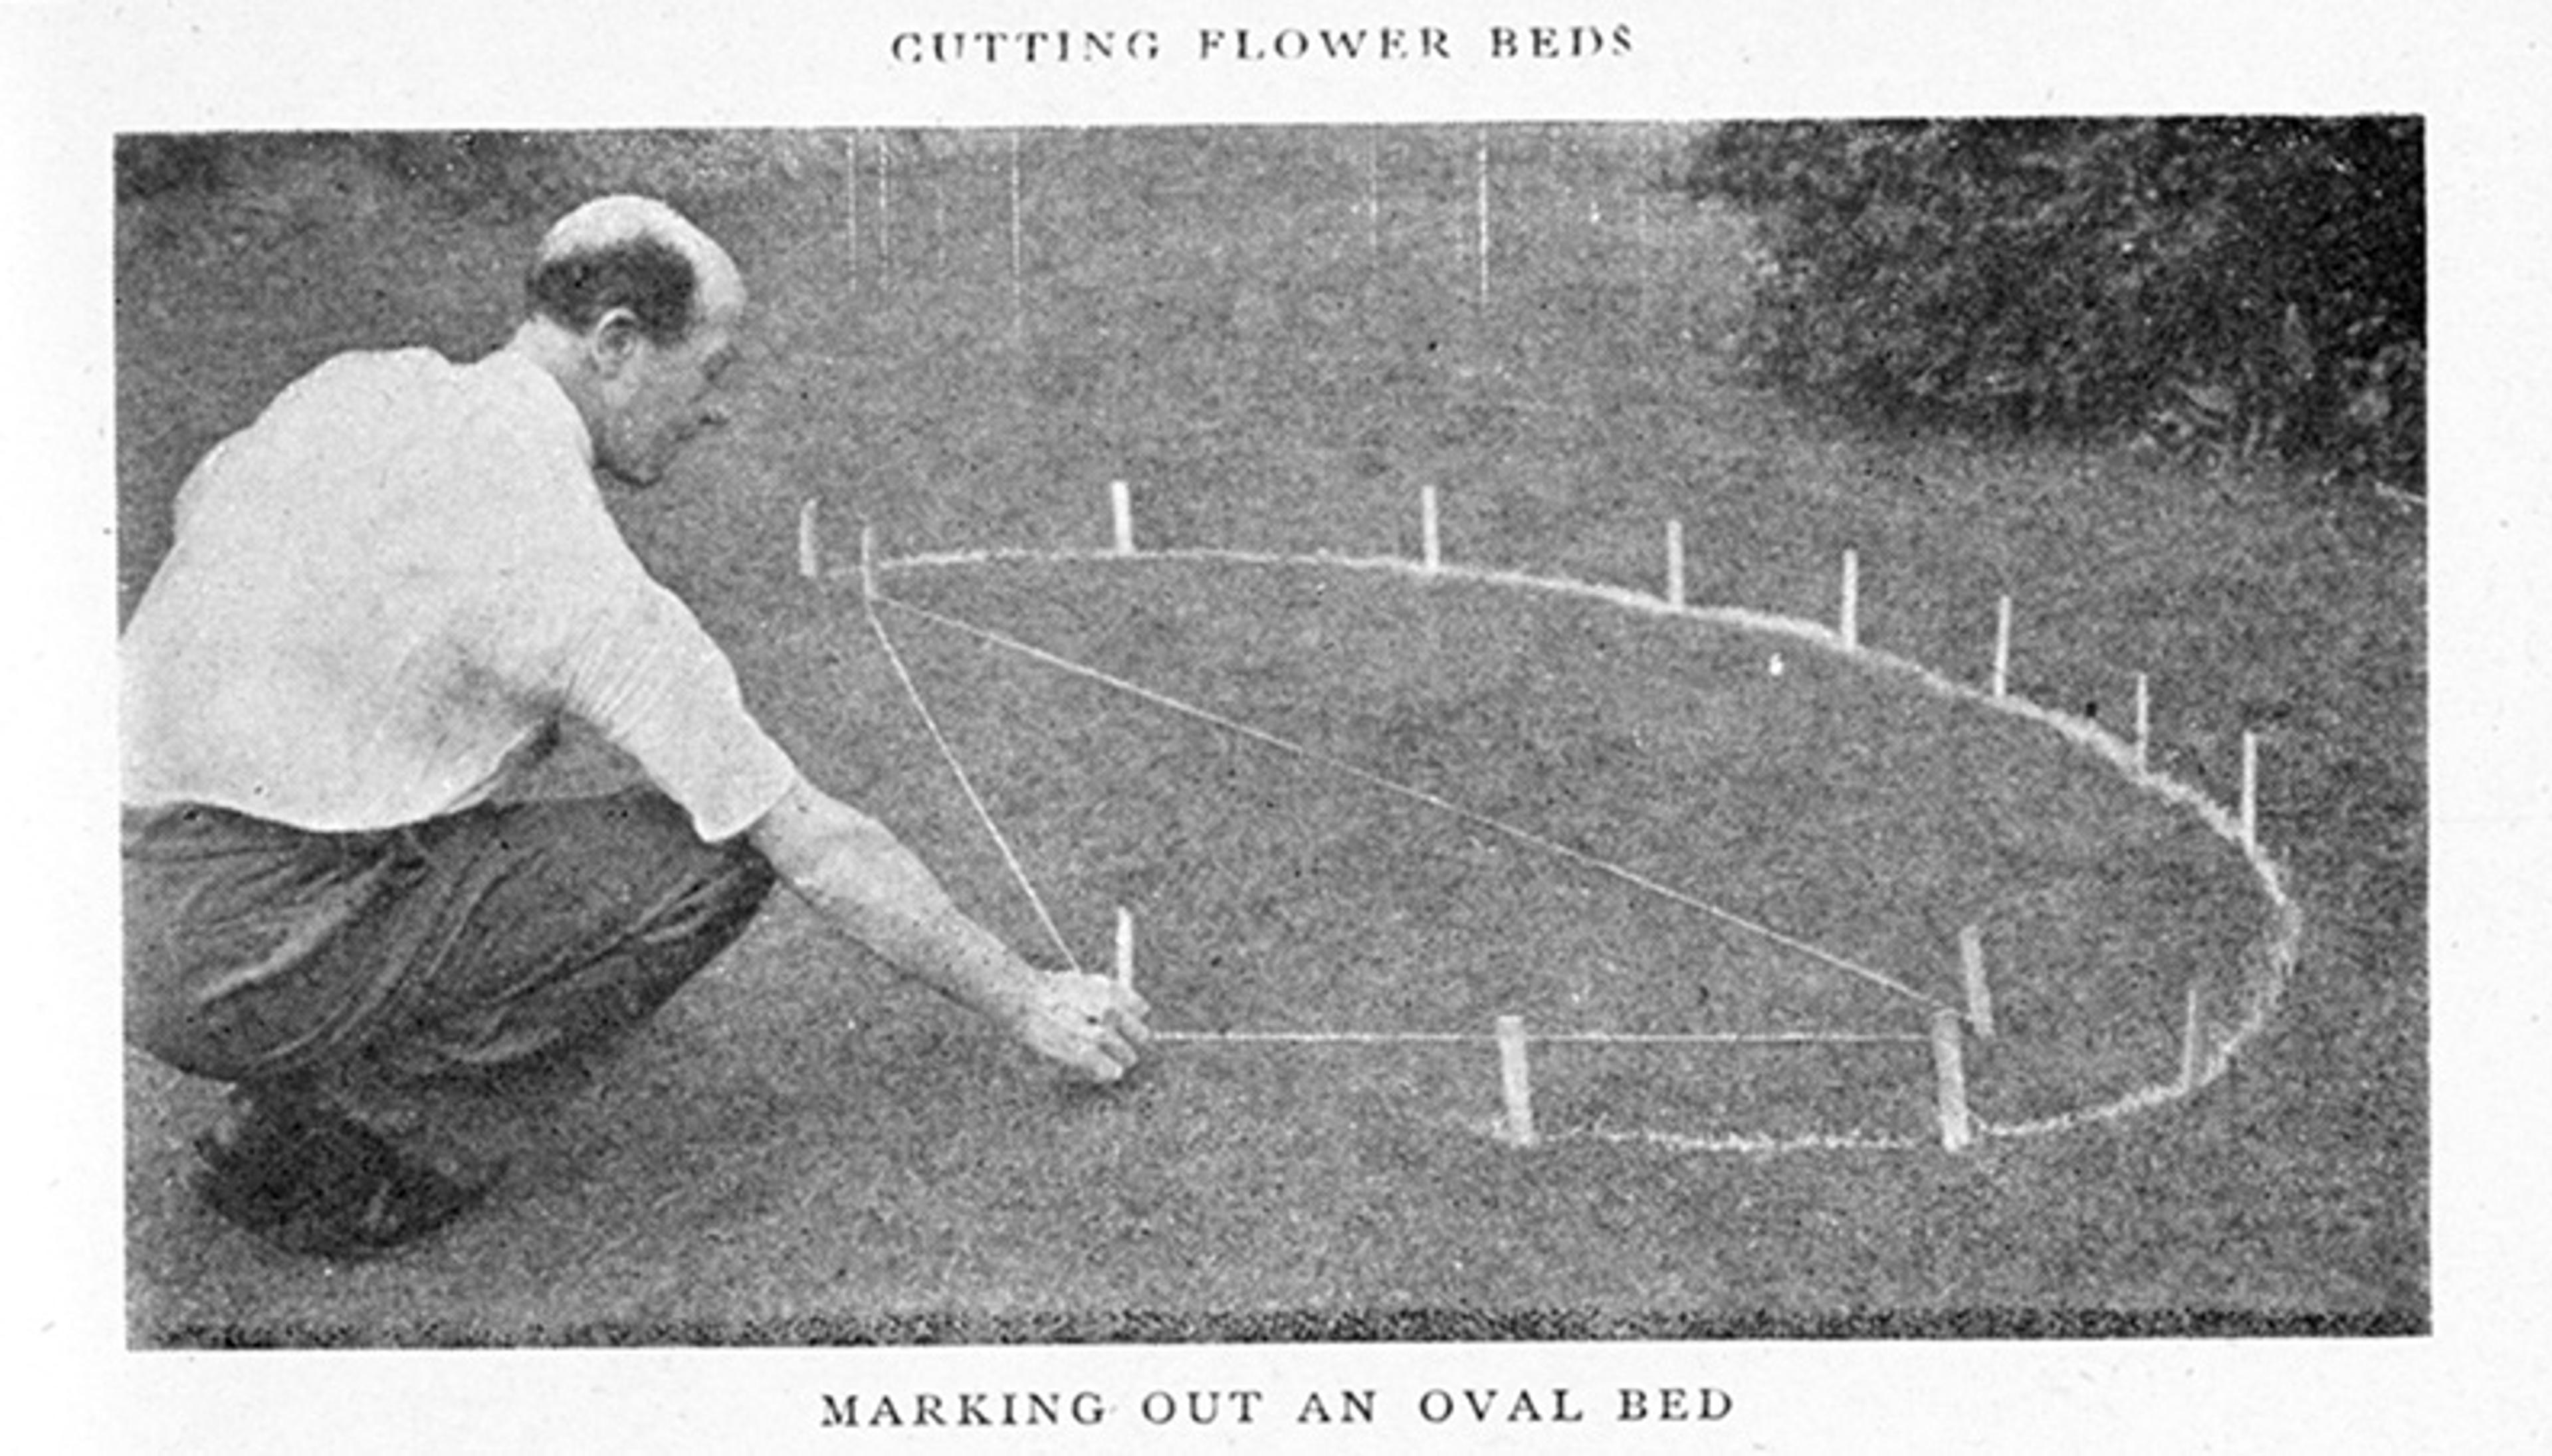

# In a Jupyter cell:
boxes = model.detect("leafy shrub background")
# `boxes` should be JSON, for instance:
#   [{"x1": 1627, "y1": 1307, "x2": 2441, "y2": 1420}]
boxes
[{"x1": 1685, "y1": 118, "x2": 2423, "y2": 489}]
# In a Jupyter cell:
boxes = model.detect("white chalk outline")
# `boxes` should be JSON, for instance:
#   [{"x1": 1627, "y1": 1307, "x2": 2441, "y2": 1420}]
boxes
[{"x1": 845, "y1": 542, "x2": 2303, "y2": 1154}]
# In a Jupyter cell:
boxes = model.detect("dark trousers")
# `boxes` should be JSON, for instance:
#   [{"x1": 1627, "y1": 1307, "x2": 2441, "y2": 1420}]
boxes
[{"x1": 126, "y1": 789, "x2": 777, "y2": 1160}]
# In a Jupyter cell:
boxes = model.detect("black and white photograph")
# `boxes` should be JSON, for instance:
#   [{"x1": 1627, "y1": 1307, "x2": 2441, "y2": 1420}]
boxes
[
  {"x1": 15, "y1": 3, "x2": 2549, "y2": 1451},
  {"x1": 111, "y1": 117, "x2": 2418, "y2": 1344}
]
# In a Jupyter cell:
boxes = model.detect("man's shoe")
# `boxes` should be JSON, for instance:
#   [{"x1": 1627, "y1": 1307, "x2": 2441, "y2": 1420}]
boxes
[{"x1": 190, "y1": 1086, "x2": 504, "y2": 1259}]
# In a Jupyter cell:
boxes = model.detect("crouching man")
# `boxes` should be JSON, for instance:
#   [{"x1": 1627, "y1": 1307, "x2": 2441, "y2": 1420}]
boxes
[{"x1": 122, "y1": 195, "x2": 1150, "y2": 1259}]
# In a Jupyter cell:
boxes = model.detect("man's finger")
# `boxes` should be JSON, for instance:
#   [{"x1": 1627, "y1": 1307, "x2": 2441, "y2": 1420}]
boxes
[
  {"x1": 1075, "y1": 1038, "x2": 1130, "y2": 1083},
  {"x1": 1099, "y1": 1023, "x2": 1140, "y2": 1069},
  {"x1": 1105, "y1": 1003, "x2": 1154, "y2": 1047}
]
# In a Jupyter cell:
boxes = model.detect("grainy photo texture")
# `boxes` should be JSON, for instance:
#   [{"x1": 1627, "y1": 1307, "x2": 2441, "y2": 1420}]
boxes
[{"x1": 116, "y1": 124, "x2": 2425, "y2": 1348}]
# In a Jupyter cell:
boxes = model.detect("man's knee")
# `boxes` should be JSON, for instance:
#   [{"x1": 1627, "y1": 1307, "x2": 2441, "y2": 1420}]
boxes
[
  {"x1": 484, "y1": 788, "x2": 770, "y2": 916},
  {"x1": 486, "y1": 789, "x2": 778, "y2": 1019},
  {"x1": 587, "y1": 788, "x2": 778, "y2": 944},
  {"x1": 687, "y1": 830, "x2": 780, "y2": 948}
]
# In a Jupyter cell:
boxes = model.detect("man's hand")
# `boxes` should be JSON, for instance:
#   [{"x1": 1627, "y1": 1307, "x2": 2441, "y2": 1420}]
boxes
[
  {"x1": 749, "y1": 777, "x2": 1156, "y2": 1083},
  {"x1": 1008, "y1": 972, "x2": 1153, "y2": 1083}
]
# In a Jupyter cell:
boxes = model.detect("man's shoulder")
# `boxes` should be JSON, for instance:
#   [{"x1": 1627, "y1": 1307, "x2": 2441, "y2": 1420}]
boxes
[
  {"x1": 274, "y1": 347, "x2": 564, "y2": 427},
  {"x1": 237, "y1": 347, "x2": 458, "y2": 447},
  {"x1": 281, "y1": 346, "x2": 582, "y2": 475},
  {"x1": 215, "y1": 345, "x2": 595, "y2": 543},
  {"x1": 273, "y1": 346, "x2": 454, "y2": 405}
]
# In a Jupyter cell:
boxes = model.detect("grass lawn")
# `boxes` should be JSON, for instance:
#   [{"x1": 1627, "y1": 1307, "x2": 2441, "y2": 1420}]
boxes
[{"x1": 117, "y1": 128, "x2": 2424, "y2": 1345}]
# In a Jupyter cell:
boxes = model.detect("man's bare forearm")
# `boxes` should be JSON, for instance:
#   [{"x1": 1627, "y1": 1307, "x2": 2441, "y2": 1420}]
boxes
[
  {"x1": 744, "y1": 773, "x2": 1151, "y2": 1081},
  {"x1": 748, "y1": 776, "x2": 1041, "y2": 1022}
]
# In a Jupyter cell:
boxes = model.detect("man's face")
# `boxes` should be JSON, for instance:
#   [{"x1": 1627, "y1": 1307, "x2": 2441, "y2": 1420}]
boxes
[{"x1": 591, "y1": 294, "x2": 744, "y2": 488}]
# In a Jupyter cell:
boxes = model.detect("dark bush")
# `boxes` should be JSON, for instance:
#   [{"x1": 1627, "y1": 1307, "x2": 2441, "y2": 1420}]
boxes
[{"x1": 1686, "y1": 118, "x2": 2423, "y2": 489}]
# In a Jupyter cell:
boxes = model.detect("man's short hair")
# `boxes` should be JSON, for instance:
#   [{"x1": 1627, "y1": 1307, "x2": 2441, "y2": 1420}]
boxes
[{"x1": 524, "y1": 196, "x2": 726, "y2": 346}]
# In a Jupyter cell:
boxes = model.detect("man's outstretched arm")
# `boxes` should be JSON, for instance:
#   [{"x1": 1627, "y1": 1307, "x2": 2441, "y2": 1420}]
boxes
[{"x1": 746, "y1": 773, "x2": 1151, "y2": 1081}]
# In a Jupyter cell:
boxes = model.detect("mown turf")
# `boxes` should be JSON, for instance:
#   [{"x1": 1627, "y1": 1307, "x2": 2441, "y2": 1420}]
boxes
[
  {"x1": 862, "y1": 556, "x2": 2267, "y2": 1121},
  {"x1": 118, "y1": 128, "x2": 2424, "y2": 1344}
]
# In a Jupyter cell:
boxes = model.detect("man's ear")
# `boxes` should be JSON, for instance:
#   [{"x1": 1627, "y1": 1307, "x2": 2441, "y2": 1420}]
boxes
[{"x1": 587, "y1": 307, "x2": 648, "y2": 379}]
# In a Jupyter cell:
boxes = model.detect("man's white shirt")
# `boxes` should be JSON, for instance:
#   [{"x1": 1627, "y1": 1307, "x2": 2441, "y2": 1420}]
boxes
[{"x1": 121, "y1": 347, "x2": 798, "y2": 842}]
